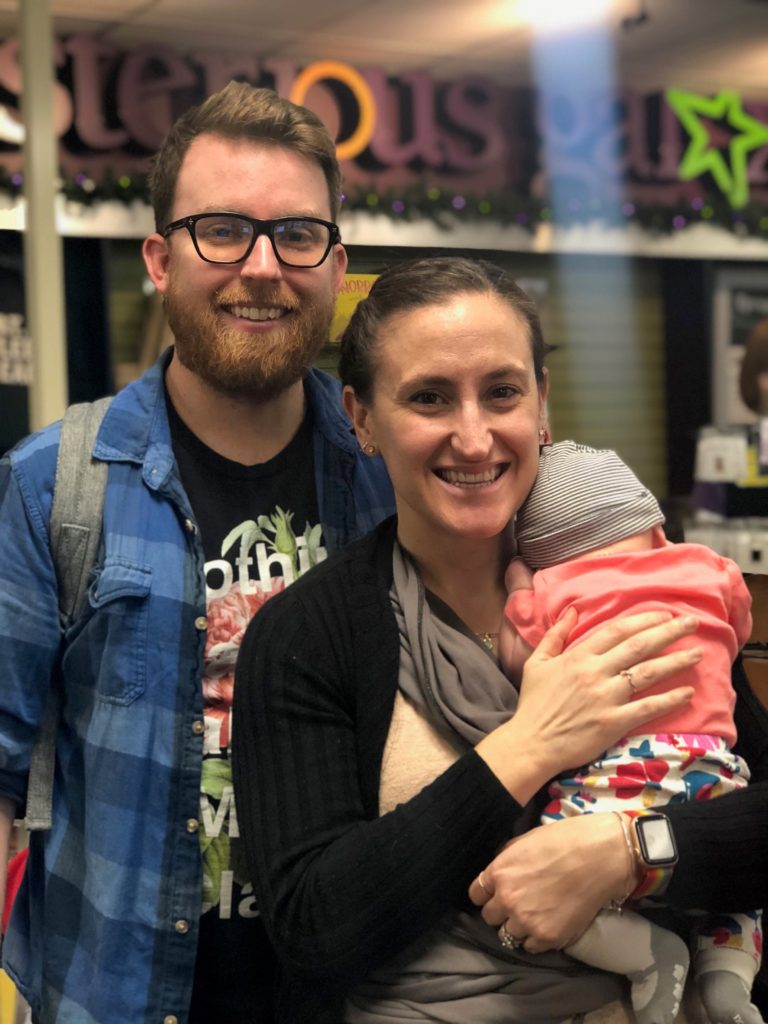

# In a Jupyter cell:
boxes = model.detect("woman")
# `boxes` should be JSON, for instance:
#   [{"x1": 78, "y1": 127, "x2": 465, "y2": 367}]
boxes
[{"x1": 232, "y1": 256, "x2": 703, "y2": 1023}]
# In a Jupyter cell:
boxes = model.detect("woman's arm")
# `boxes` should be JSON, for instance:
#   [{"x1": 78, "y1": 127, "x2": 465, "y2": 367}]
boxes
[
  {"x1": 477, "y1": 776, "x2": 768, "y2": 951},
  {"x1": 469, "y1": 812, "x2": 634, "y2": 953},
  {"x1": 233, "y1": 547, "x2": 700, "y2": 987},
  {"x1": 733, "y1": 654, "x2": 768, "y2": 781},
  {"x1": 476, "y1": 606, "x2": 700, "y2": 805},
  {"x1": 471, "y1": 657, "x2": 768, "y2": 946},
  {"x1": 663, "y1": 655, "x2": 768, "y2": 909},
  {"x1": 663, "y1": 781, "x2": 768, "y2": 910}
]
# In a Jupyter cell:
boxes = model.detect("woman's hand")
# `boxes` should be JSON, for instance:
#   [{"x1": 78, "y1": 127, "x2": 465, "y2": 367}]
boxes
[
  {"x1": 476, "y1": 608, "x2": 699, "y2": 803},
  {"x1": 468, "y1": 813, "x2": 634, "y2": 953}
]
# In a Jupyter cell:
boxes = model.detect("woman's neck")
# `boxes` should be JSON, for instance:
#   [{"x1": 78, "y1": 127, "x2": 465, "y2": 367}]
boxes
[{"x1": 398, "y1": 525, "x2": 512, "y2": 637}]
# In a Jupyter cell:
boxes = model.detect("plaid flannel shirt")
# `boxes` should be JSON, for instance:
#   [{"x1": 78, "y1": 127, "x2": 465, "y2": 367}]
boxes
[{"x1": 0, "y1": 350, "x2": 393, "y2": 1024}]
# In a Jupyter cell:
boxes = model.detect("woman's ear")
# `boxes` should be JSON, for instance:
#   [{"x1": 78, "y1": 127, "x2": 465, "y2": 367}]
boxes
[{"x1": 342, "y1": 386, "x2": 375, "y2": 450}]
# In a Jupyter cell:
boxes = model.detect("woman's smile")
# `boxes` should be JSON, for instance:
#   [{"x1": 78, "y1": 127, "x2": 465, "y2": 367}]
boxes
[{"x1": 434, "y1": 464, "x2": 508, "y2": 487}]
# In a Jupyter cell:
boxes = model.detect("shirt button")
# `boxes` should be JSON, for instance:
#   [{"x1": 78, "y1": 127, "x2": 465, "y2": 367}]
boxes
[
  {"x1": 164, "y1": 1016, "x2": 178, "y2": 1024},
  {"x1": 194, "y1": 616, "x2": 208, "y2": 631},
  {"x1": 175, "y1": 919, "x2": 189, "y2": 934},
  {"x1": 186, "y1": 818, "x2": 200, "y2": 833},
  {"x1": 192, "y1": 719, "x2": 204, "y2": 735},
  {"x1": 184, "y1": 518, "x2": 196, "y2": 533}
]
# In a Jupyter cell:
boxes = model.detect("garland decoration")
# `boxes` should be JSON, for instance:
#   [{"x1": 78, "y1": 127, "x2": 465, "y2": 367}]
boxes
[{"x1": 1, "y1": 166, "x2": 767, "y2": 238}]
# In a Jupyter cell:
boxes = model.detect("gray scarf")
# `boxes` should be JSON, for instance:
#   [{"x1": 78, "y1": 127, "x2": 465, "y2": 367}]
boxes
[
  {"x1": 343, "y1": 543, "x2": 624, "y2": 1023},
  {"x1": 391, "y1": 541, "x2": 519, "y2": 746}
]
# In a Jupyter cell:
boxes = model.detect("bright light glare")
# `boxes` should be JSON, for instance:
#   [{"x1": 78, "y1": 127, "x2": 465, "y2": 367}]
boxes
[{"x1": 518, "y1": 0, "x2": 614, "y2": 32}]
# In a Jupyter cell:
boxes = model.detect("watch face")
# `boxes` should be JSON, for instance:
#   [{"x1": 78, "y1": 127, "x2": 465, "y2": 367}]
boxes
[{"x1": 637, "y1": 815, "x2": 678, "y2": 866}]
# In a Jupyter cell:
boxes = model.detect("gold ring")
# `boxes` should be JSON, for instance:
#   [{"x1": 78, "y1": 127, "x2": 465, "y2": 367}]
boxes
[
  {"x1": 620, "y1": 669, "x2": 638, "y2": 696},
  {"x1": 498, "y1": 922, "x2": 524, "y2": 951}
]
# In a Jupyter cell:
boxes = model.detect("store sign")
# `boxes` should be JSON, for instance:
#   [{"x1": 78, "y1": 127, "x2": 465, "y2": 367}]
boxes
[
  {"x1": 0, "y1": 36, "x2": 507, "y2": 180},
  {"x1": 0, "y1": 35, "x2": 767, "y2": 214},
  {"x1": 329, "y1": 274, "x2": 377, "y2": 342},
  {"x1": 666, "y1": 89, "x2": 768, "y2": 208}
]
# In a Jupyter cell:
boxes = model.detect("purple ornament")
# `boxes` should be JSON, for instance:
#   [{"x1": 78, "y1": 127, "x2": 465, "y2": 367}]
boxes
[{"x1": 451, "y1": 195, "x2": 466, "y2": 210}]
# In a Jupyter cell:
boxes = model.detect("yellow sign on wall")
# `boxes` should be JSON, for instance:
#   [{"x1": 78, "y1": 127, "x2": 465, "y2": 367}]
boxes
[
  {"x1": 330, "y1": 274, "x2": 378, "y2": 343},
  {"x1": 0, "y1": 969, "x2": 21, "y2": 1023}
]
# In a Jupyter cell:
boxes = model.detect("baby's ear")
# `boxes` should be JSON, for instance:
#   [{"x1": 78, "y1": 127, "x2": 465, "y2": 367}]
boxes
[
  {"x1": 651, "y1": 524, "x2": 667, "y2": 547},
  {"x1": 504, "y1": 556, "x2": 535, "y2": 593}
]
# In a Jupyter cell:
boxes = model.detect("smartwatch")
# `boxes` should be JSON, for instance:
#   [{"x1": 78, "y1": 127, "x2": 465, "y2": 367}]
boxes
[{"x1": 628, "y1": 811, "x2": 678, "y2": 899}]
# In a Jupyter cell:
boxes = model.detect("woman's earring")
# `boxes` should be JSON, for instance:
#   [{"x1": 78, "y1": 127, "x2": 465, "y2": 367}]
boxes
[
  {"x1": 538, "y1": 426, "x2": 551, "y2": 446},
  {"x1": 362, "y1": 442, "x2": 377, "y2": 456}
]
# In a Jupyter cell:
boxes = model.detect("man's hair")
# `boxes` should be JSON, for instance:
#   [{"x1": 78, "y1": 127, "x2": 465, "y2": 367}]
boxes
[
  {"x1": 338, "y1": 256, "x2": 550, "y2": 404},
  {"x1": 148, "y1": 80, "x2": 342, "y2": 231}
]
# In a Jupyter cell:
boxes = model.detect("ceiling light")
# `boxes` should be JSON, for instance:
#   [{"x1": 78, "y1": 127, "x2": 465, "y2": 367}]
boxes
[{"x1": 518, "y1": 0, "x2": 615, "y2": 32}]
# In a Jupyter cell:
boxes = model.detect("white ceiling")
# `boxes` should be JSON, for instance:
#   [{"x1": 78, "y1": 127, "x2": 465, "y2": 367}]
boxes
[{"x1": 2, "y1": 0, "x2": 768, "y2": 95}]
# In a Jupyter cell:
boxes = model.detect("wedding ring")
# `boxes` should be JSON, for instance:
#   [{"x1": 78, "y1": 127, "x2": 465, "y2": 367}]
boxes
[
  {"x1": 498, "y1": 922, "x2": 524, "y2": 951},
  {"x1": 620, "y1": 669, "x2": 638, "y2": 697},
  {"x1": 477, "y1": 871, "x2": 490, "y2": 895}
]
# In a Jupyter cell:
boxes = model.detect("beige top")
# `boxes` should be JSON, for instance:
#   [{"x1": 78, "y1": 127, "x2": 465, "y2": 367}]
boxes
[{"x1": 378, "y1": 691, "x2": 461, "y2": 815}]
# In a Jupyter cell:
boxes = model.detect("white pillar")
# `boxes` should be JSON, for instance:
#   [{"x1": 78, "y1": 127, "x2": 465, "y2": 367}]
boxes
[{"x1": 20, "y1": 0, "x2": 68, "y2": 430}]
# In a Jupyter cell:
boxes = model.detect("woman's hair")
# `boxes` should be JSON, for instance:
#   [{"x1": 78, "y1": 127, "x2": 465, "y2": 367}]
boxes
[
  {"x1": 338, "y1": 256, "x2": 549, "y2": 403},
  {"x1": 148, "y1": 80, "x2": 342, "y2": 231}
]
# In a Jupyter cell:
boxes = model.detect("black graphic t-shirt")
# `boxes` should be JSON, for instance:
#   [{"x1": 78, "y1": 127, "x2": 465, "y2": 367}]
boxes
[{"x1": 168, "y1": 398, "x2": 325, "y2": 1023}]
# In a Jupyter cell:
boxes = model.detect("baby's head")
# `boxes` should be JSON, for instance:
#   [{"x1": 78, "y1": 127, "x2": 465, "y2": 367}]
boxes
[{"x1": 515, "y1": 440, "x2": 666, "y2": 570}]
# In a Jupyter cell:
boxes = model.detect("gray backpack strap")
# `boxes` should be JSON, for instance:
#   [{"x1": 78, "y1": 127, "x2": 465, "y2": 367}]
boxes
[{"x1": 25, "y1": 397, "x2": 111, "y2": 831}]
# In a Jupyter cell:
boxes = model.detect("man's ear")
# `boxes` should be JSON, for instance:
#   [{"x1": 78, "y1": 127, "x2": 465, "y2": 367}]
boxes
[
  {"x1": 142, "y1": 233, "x2": 171, "y2": 295},
  {"x1": 342, "y1": 385, "x2": 375, "y2": 449},
  {"x1": 331, "y1": 243, "x2": 349, "y2": 294}
]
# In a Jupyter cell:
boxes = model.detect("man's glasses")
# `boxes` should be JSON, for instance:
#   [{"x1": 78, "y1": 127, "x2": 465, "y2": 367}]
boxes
[{"x1": 162, "y1": 213, "x2": 341, "y2": 269}]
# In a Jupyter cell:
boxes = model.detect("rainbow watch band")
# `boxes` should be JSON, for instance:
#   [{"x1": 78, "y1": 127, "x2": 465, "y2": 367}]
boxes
[{"x1": 624, "y1": 809, "x2": 675, "y2": 900}]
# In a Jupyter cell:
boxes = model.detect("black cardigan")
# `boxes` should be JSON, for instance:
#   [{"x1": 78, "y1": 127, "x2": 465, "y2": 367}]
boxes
[
  {"x1": 663, "y1": 657, "x2": 768, "y2": 910},
  {"x1": 233, "y1": 519, "x2": 524, "y2": 1022},
  {"x1": 233, "y1": 518, "x2": 768, "y2": 1021}
]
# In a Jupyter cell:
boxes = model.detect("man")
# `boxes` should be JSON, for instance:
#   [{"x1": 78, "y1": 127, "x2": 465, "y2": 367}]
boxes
[{"x1": 0, "y1": 81, "x2": 394, "y2": 1024}]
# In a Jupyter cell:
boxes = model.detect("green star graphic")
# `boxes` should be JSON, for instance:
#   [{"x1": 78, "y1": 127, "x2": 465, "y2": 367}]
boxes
[{"x1": 665, "y1": 88, "x2": 768, "y2": 209}]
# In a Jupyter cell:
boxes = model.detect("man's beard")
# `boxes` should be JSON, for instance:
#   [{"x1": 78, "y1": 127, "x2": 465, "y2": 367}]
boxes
[{"x1": 164, "y1": 279, "x2": 335, "y2": 400}]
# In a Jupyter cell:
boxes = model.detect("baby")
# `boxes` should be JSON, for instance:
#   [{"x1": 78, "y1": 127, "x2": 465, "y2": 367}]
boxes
[{"x1": 500, "y1": 440, "x2": 762, "y2": 1024}]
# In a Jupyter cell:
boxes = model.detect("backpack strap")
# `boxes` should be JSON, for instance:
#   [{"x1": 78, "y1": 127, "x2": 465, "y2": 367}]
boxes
[{"x1": 25, "y1": 397, "x2": 111, "y2": 831}]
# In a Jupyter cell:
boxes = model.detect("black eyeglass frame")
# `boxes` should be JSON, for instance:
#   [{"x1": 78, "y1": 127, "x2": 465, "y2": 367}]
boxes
[{"x1": 162, "y1": 212, "x2": 342, "y2": 268}]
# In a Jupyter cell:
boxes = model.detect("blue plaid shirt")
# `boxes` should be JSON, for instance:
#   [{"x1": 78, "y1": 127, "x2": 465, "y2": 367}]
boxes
[{"x1": 0, "y1": 351, "x2": 394, "y2": 1024}]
